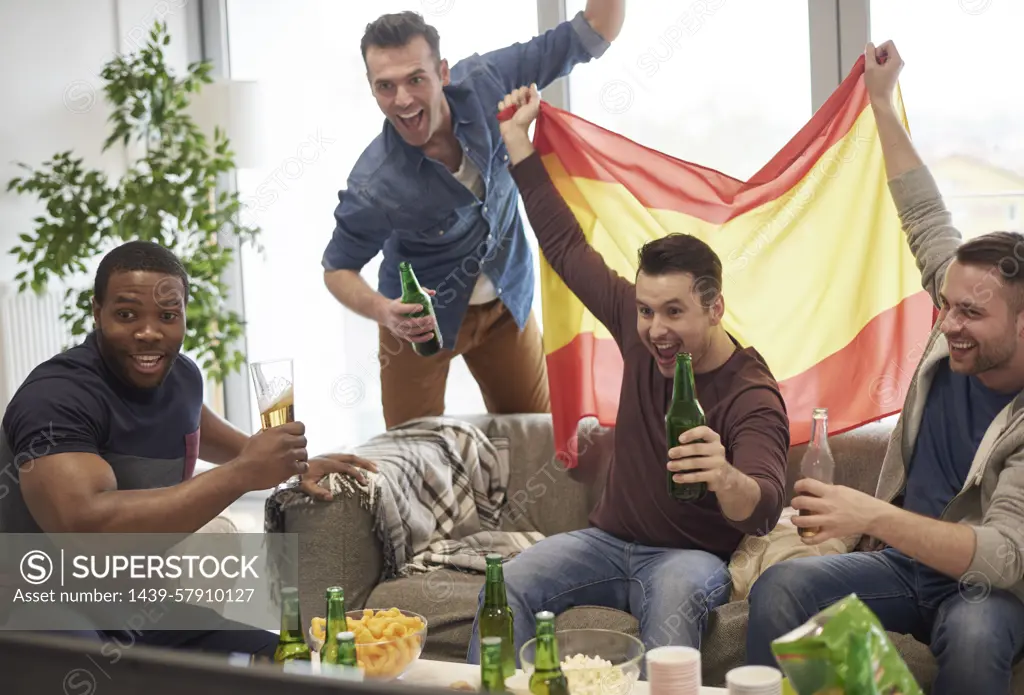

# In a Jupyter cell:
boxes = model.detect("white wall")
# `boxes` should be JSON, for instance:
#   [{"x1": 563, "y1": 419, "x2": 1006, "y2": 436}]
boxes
[{"x1": 0, "y1": 0, "x2": 193, "y2": 408}]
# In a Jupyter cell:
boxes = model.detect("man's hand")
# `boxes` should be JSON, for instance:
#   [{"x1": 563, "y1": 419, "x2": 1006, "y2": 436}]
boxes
[
  {"x1": 864, "y1": 40, "x2": 903, "y2": 111},
  {"x1": 498, "y1": 84, "x2": 540, "y2": 165},
  {"x1": 667, "y1": 426, "x2": 740, "y2": 494},
  {"x1": 233, "y1": 421, "x2": 309, "y2": 491},
  {"x1": 376, "y1": 289, "x2": 438, "y2": 344},
  {"x1": 299, "y1": 453, "x2": 379, "y2": 501},
  {"x1": 791, "y1": 478, "x2": 889, "y2": 544}
]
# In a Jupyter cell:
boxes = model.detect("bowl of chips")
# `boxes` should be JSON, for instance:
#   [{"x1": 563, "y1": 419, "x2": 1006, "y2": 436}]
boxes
[{"x1": 310, "y1": 607, "x2": 428, "y2": 681}]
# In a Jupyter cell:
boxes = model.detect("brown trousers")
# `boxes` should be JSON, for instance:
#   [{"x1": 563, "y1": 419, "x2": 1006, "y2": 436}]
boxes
[{"x1": 378, "y1": 299, "x2": 550, "y2": 428}]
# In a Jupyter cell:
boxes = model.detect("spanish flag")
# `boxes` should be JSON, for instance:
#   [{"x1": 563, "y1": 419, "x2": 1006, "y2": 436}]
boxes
[{"x1": 535, "y1": 56, "x2": 934, "y2": 467}]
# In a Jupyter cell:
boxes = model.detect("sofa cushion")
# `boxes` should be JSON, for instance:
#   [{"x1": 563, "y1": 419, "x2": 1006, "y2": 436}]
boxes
[
  {"x1": 701, "y1": 601, "x2": 750, "y2": 685},
  {"x1": 555, "y1": 606, "x2": 638, "y2": 636}
]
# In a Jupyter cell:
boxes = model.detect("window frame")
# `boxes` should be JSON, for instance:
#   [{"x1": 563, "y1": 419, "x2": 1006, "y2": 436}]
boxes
[{"x1": 197, "y1": 0, "x2": 869, "y2": 432}]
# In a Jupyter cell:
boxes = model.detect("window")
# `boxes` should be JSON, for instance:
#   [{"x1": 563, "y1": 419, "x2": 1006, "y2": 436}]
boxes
[
  {"x1": 564, "y1": 0, "x2": 812, "y2": 181},
  {"x1": 226, "y1": 0, "x2": 539, "y2": 456},
  {"x1": 871, "y1": 0, "x2": 1024, "y2": 240}
]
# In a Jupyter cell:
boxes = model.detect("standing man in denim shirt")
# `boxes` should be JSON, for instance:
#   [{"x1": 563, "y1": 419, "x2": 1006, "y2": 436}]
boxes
[{"x1": 322, "y1": 4, "x2": 625, "y2": 429}]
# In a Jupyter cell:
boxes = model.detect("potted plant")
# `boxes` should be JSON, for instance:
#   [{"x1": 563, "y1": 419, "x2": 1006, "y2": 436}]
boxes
[{"x1": 6, "y1": 20, "x2": 259, "y2": 384}]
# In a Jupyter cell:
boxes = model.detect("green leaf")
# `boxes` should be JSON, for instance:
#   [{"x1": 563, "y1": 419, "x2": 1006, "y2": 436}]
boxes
[{"x1": 3, "y1": 19, "x2": 258, "y2": 385}]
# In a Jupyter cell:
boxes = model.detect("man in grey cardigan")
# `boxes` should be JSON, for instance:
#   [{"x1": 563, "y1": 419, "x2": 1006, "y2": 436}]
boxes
[{"x1": 746, "y1": 41, "x2": 1024, "y2": 694}]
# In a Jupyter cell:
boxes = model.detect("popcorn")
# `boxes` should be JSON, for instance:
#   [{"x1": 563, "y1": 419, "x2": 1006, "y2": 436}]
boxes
[{"x1": 559, "y1": 653, "x2": 628, "y2": 695}]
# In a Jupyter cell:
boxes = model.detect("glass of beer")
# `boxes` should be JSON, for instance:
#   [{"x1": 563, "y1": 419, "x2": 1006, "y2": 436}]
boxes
[{"x1": 250, "y1": 358, "x2": 295, "y2": 430}]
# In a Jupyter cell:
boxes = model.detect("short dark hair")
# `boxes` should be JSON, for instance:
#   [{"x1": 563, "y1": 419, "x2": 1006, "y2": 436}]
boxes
[
  {"x1": 94, "y1": 240, "x2": 190, "y2": 306},
  {"x1": 360, "y1": 11, "x2": 440, "y2": 64},
  {"x1": 637, "y1": 233, "x2": 723, "y2": 309},
  {"x1": 955, "y1": 231, "x2": 1024, "y2": 310}
]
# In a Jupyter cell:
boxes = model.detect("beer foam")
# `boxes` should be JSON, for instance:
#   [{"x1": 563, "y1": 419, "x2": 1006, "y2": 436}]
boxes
[{"x1": 257, "y1": 380, "x2": 293, "y2": 414}]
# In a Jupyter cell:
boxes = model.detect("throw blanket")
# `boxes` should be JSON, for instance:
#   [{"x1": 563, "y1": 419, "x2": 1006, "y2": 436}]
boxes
[
  {"x1": 265, "y1": 417, "x2": 542, "y2": 581},
  {"x1": 727, "y1": 506, "x2": 849, "y2": 602}
]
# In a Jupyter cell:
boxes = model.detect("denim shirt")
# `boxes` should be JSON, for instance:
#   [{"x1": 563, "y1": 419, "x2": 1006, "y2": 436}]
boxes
[{"x1": 322, "y1": 11, "x2": 610, "y2": 350}]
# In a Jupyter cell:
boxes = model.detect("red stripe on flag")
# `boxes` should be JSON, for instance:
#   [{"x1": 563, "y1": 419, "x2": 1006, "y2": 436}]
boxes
[
  {"x1": 533, "y1": 56, "x2": 870, "y2": 225},
  {"x1": 544, "y1": 289, "x2": 934, "y2": 467},
  {"x1": 779, "y1": 290, "x2": 934, "y2": 444},
  {"x1": 545, "y1": 334, "x2": 622, "y2": 469}
]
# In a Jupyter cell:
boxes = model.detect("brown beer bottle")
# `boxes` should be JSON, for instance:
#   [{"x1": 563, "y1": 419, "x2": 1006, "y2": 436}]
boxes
[
  {"x1": 398, "y1": 261, "x2": 443, "y2": 357},
  {"x1": 798, "y1": 407, "x2": 835, "y2": 538},
  {"x1": 666, "y1": 352, "x2": 707, "y2": 502}
]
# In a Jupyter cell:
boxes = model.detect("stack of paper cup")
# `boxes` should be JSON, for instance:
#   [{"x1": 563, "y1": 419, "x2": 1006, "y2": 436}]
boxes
[
  {"x1": 725, "y1": 665, "x2": 784, "y2": 695},
  {"x1": 646, "y1": 646, "x2": 701, "y2": 695}
]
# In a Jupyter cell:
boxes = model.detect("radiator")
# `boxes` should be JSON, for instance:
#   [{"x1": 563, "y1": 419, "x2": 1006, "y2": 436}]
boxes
[{"x1": 0, "y1": 284, "x2": 75, "y2": 408}]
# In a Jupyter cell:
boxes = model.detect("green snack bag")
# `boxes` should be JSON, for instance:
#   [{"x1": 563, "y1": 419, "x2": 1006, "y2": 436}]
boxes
[{"x1": 770, "y1": 594, "x2": 923, "y2": 695}]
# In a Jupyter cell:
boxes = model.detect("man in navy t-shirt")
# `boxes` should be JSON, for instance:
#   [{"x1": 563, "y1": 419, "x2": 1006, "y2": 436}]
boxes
[{"x1": 0, "y1": 240, "x2": 376, "y2": 657}]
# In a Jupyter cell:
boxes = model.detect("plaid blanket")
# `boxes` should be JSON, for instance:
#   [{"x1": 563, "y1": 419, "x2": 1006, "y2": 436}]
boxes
[{"x1": 265, "y1": 417, "x2": 543, "y2": 581}]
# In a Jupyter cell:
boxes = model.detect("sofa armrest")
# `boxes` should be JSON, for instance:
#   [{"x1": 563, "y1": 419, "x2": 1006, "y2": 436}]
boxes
[{"x1": 276, "y1": 485, "x2": 383, "y2": 627}]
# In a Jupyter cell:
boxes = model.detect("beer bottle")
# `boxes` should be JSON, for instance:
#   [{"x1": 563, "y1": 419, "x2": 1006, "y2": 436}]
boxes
[
  {"x1": 481, "y1": 637, "x2": 510, "y2": 693},
  {"x1": 666, "y1": 352, "x2": 707, "y2": 502},
  {"x1": 273, "y1": 587, "x2": 312, "y2": 663},
  {"x1": 399, "y1": 261, "x2": 443, "y2": 357},
  {"x1": 321, "y1": 586, "x2": 346, "y2": 665},
  {"x1": 529, "y1": 611, "x2": 569, "y2": 695},
  {"x1": 798, "y1": 407, "x2": 835, "y2": 538},
  {"x1": 334, "y1": 631, "x2": 359, "y2": 668},
  {"x1": 478, "y1": 553, "x2": 516, "y2": 678}
]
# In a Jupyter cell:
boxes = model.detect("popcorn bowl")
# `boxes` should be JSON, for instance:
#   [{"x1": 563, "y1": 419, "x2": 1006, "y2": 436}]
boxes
[
  {"x1": 309, "y1": 608, "x2": 428, "y2": 681},
  {"x1": 519, "y1": 629, "x2": 644, "y2": 695}
]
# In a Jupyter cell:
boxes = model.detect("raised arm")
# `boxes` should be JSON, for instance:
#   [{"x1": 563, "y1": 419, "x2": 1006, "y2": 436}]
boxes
[
  {"x1": 478, "y1": 4, "x2": 621, "y2": 95},
  {"x1": 499, "y1": 85, "x2": 634, "y2": 343},
  {"x1": 866, "y1": 41, "x2": 961, "y2": 307}
]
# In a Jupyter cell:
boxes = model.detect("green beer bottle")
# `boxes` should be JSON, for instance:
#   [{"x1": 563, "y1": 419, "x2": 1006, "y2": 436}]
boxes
[
  {"x1": 481, "y1": 637, "x2": 510, "y2": 693},
  {"x1": 666, "y1": 352, "x2": 707, "y2": 502},
  {"x1": 334, "y1": 630, "x2": 360, "y2": 668},
  {"x1": 273, "y1": 587, "x2": 312, "y2": 663},
  {"x1": 478, "y1": 553, "x2": 516, "y2": 678},
  {"x1": 399, "y1": 261, "x2": 443, "y2": 357},
  {"x1": 528, "y1": 611, "x2": 568, "y2": 695},
  {"x1": 321, "y1": 586, "x2": 346, "y2": 665}
]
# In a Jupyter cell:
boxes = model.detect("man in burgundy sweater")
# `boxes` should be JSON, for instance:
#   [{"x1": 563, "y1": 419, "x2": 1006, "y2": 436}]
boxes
[{"x1": 466, "y1": 85, "x2": 791, "y2": 663}]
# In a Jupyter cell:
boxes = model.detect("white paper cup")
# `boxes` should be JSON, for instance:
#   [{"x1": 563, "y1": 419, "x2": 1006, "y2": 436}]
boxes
[
  {"x1": 646, "y1": 646, "x2": 701, "y2": 666},
  {"x1": 647, "y1": 646, "x2": 701, "y2": 695},
  {"x1": 725, "y1": 665, "x2": 783, "y2": 694}
]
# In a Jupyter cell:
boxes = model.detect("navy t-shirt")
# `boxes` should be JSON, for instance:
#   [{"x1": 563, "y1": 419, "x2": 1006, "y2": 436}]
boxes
[
  {"x1": 903, "y1": 358, "x2": 1017, "y2": 519},
  {"x1": 0, "y1": 331, "x2": 204, "y2": 532}
]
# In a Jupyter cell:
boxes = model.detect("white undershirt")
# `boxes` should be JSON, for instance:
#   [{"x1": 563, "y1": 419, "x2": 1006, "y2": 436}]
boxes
[{"x1": 451, "y1": 148, "x2": 498, "y2": 305}]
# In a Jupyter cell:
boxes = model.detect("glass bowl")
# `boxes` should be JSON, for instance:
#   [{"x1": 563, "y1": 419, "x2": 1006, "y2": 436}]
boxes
[
  {"x1": 309, "y1": 607, "x2": 428, "y2": 681},
  {"x1": 519, "y1": 629, "x2": 644, "y2": 695}
]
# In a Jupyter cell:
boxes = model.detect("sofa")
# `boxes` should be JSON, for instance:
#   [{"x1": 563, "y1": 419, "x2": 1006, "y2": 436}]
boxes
[{"x1": 277, "y1": 413, "x2": 1024, "y2": 692}]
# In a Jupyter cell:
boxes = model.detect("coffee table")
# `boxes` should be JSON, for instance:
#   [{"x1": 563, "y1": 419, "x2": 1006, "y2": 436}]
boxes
[{"x1": 399, "y1": 658, "x2": 728, "y2": 694}]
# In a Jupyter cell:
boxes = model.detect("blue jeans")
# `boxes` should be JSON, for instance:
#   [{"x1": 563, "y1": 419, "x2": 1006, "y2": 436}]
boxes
[
  {"x1": 465, "y1": 527, "x2": 731, "y2": 666},
  {"x1": 747, "y1": 548, "x2": 1024, "y2": 695}
]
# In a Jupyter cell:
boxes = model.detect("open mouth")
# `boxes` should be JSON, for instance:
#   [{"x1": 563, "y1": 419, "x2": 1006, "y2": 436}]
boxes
[
  {"x1": 396, "y1": 109, "x2": 425, "y2": 134},
  {"x1": 130, "y1": 353, "x2": 165, "y2": 375},
  {"x1": 651, "y1": 342, "x2": 681, "y2": 368},
  {"x1": 948, "y1": 339, "x2": 976, "y2": 359}
]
